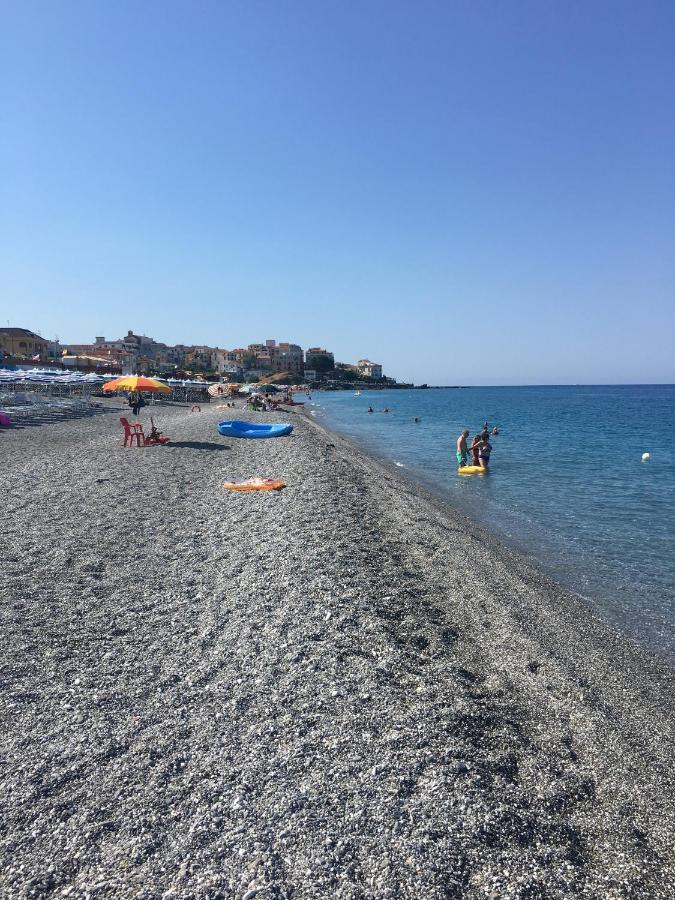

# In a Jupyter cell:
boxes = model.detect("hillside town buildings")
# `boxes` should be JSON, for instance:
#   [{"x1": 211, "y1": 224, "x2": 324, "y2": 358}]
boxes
[
  {"x1": 232, "y1": 340, "x2": 304, "y2": 376},
  {"x1": 1, "y1": 325, "x2": 390, "y2": 384}
]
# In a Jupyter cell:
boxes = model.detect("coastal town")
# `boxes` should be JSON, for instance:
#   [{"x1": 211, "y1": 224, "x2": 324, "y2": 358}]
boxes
[{"x1": 0, "y1": 327, "x2": 403, "y2": 389}]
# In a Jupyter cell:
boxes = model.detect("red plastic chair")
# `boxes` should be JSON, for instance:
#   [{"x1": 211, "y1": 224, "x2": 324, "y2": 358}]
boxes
[{"x1": 120, "y1": 417, "x2": 145, "y2": 448}]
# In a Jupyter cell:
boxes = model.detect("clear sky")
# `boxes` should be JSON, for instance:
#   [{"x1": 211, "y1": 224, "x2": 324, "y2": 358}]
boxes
[{"x1": 1, "y1": 1, "x2": 673, "y2": 385}]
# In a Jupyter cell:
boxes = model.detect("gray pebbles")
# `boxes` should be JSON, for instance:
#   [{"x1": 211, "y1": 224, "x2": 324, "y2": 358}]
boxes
[{"x1": 1, "y1": 402, "x2": 674, "y2": 899}]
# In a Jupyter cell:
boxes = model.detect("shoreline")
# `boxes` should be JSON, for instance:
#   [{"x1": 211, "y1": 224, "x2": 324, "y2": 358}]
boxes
[
  {"x1": 2, "y1": 405, "x2": 674, "y2": 897},
  {"x1": 302, "y1": 407, "x2": 675, "y2": 695},
  {"x1": 304, "y1": 397, "x2": 675, "y2": 664}
]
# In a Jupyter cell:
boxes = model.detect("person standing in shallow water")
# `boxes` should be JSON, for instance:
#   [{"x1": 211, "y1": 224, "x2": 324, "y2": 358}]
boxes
[
  {"x1": 477, "y1": 435, "x2": 493, "y2": 469},
  {"x1": 456, "y1": 429, "x2": 470, "y2": 467},
  {"x1": 470, "y1": 433, "x2": 482, "y2": 466}
]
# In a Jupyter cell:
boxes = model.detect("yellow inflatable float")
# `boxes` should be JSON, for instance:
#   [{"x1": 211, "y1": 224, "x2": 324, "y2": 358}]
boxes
[{"x1": 457, "y1": 465, "x2": 486, "y2": 475}]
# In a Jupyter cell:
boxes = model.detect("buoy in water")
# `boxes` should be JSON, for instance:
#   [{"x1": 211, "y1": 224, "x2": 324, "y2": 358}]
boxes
[{"x1": 642, "y1": 452, "x2": 650, "y2": 462}]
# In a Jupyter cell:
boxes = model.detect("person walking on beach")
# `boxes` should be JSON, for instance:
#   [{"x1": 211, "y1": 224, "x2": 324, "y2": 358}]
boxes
[{"x1": 456, "y1": 429, "x2": 470, "y2": 467}]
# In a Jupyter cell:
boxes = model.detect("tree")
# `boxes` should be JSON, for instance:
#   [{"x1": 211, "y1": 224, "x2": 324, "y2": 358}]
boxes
[{"x1": 306, "y1": 352, "x2": 334, "y2": 374}]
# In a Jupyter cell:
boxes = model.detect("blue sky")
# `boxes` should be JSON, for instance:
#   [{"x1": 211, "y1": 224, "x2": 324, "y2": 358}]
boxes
[{"x1": 1, "y1": 0, "x2": 673, "y2": 384}]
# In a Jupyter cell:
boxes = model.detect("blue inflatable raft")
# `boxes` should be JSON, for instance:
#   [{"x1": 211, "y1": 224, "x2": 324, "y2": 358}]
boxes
[{"x1": 217, "y1": 420, "x2": 293, "y2": 439}]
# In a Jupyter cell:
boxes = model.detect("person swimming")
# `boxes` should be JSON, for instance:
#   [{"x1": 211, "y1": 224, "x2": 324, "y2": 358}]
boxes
[
  {"x1": 367, "y1": 406, "x2": 374, "y2": 413},
  {"x1": 383, "y1": 407, "x2": 389, "y2": 413},
  {"x1": 491, "y1": 426, "x2": 499, "y2": 436}
]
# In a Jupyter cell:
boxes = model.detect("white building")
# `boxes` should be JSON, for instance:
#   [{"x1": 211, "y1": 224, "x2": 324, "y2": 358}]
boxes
[{"x1": 357, "y1": 359, "x2": 383, "y2": 379}]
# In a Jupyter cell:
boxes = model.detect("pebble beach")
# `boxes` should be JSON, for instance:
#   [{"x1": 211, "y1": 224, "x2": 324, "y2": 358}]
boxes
[{"x1": 1, "y1": 401, "x2": 674, "y2": 899}]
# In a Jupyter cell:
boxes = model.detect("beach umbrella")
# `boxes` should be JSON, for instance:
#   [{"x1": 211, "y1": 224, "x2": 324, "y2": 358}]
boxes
[
  {"x1": 257, "y1": 384, "x2": 280, "y2": 394},
  {"x1": 208, "y1": 383, "x2": 235, "y2": 398},
  {"x1": 102, "y1": 376, "x2": 171, "y2": 394},
  {"x1": 103, "y1": 375, "x2": 172, "y2": 420}
]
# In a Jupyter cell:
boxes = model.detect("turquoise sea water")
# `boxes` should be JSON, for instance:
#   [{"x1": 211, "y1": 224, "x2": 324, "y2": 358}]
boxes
[{"x1": 309, "y1": 385, "x2": 675, "y2": 659}]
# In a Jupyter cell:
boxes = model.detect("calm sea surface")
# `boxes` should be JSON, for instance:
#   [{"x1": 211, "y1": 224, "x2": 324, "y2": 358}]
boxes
[{"x1": 309, "y1": 385, "x2": 675, "y2": 659}]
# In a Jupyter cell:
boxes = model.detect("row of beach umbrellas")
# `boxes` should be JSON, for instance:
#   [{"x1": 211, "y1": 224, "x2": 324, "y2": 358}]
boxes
[
  {"x1": 0, "y1": 368, "x2": 211, "y2": 388},
  {"x1": 239, "y1": 383, "x2": 282, "y2": 394},
  {"x1": 1, "y1": 369, "x2": 299, "y2": 396},
  {"x1": 0, "y1": 368, "x2": 112, "y2": 385}
]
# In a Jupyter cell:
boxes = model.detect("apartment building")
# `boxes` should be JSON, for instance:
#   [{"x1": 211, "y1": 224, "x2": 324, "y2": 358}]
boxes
[
  {"x1": 234, "y1": 340, "x2": 304, "y2": 376},
  {"x1": 357, "y1": 359, "x2": 383, "y2": 379},
  {"x1": 305, "y1": 347, "x2": 334, "y2": 372},
  {"x1": 271, "y1": 341, "x2": 304, "y2": 374},
  {"x1": 0, "y1": 328, "x2": 50, "y2": 361}
]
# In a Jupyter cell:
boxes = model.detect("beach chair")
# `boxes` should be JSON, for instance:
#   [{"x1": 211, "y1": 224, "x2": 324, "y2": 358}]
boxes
[{"x1": 120, "y1": 416, "x2": 145, "y2": 448}]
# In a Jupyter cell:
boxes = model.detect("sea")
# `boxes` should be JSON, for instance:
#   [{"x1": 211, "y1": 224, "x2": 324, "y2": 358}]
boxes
[{"x1": 308, "y1": 385, "x2": 675, "y2": 660}]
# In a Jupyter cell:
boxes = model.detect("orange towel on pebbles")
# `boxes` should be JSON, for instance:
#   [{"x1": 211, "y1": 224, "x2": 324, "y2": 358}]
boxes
[{"x1": 223, "y1": 478, "x2": 286, "y2": 492}]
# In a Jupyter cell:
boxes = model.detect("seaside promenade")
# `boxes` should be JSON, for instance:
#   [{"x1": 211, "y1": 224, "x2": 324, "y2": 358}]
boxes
[{"x1": 1, "y1": 403, "x2": 674, "y2": 898}]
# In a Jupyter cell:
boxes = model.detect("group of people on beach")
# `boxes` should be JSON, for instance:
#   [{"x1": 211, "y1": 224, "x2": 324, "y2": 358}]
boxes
[
  {"x1": 247, "y1": 395, "x2": 276, "y2": 411},
  {"x1": 456, "y1": 421, "x2": 498, "y2": 469}
]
